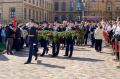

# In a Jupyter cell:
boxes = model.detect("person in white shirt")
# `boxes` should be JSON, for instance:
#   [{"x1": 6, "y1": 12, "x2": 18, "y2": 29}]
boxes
[
  {"x1": 94, "y1": 22, "x2": 104, "y2": 53},
  {"x1": 115, "y1": 21, "x2": 120, "y2": 35},
  {"x1": 20, "y1": 24, "x2": 25, "y2": 49},
  {"x1": 112, "y1": 22, "x2": 117, "y2": 33}
]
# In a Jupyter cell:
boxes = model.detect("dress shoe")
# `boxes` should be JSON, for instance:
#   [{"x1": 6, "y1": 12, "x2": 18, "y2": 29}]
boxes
[
  {"x1": 10, "y1": 52, "x2": 15, "y2": 55},
  {"x1": 24, "y1": 62, "x2": 30, "y2": 64},
  {"x1": 63, "y1": 55, "x2": 68, "y2": 56},
  {"x1": 69, "y1": 55, "x2": 72, "y2": 58},
  {"x1": 46, "y1": 49, "x2": 49, "y2": 54},
  {"x1": 35, "y1": 55, "x2": 38, "y2": 60},
  {"x1": 40, "y1": 54, "x2": 44, "y2": 56}
]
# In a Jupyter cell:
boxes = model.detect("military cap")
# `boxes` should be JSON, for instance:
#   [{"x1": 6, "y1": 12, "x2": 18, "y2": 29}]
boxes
[
  {"x1": 9, "y1": 24, "x2": 13, "y2": 26},
  {"x1": 56, "y1": 20, "x2": 61, "y2": 24},
  {"x1": 35, "y1": 22, "x2": 39, "y2": 25},
  {"x1": 30, "y1": 19, "x2": 35, "y2": 23},
  {"x1": 43, "y1": 21, "x2": 48, "y2": 24},
  {"x1": 40, "y1": 22, "x2": 43, "y2": 24},
  {"x1": 70, "y1": 20, "x2": 75, "y2": 24},
  {"x1": 12, "y1": 25, "x2": 15, "y2": 28}
]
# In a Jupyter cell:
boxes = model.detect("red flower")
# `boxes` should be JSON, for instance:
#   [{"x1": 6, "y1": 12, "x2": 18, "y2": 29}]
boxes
[
  {"x1": 48, "y1": 35, "x2": 49, "y2": 37},
  {"x1": 51, "y1": 32, "x2": 52, "y2": 35}
]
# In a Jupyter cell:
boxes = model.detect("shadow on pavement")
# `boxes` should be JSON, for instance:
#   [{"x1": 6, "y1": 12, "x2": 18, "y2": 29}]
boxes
[
  {"x1": 36, "y1": 60, "x2": 65, "y2": 69},
  {"x1": 0, "y1": 55, "x2": 9, "y2": 61},
  {"x1": 42, "y1": 54, "x2": 104, "y2": 62}
]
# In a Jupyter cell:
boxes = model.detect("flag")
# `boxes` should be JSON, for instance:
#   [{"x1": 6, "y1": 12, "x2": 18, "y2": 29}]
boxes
[{"x1": 13, "y1": 16, "x2": 16, "y2": 27}]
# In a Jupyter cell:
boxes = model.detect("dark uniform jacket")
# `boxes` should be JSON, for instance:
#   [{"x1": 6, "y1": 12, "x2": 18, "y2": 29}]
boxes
[{"x1": 28, "y1": 26, "x2": 37, "y2": 44}]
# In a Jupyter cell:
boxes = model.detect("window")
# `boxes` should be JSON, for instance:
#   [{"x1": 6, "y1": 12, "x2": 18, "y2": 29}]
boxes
[
  {"x1": 33, "y1": 10, "x2": 35, "y2": 19},
  {"x1": 24, "y1": 0, "x2": 26, "y2": 1},
  {"x1": 36, "y1": 11, "x2": 38, "y2": 20},
  {"x1": 45, "y1": 13, "x2": 46, "y2": 21},
  {"x1": 45, "y1": 1, "x2": 46, "y2": 8},
  {"x1": 116, "y1": 2, "x2": 120, "y2": 10},
  {"x1": 29, "y1": 0, "x2": 31, "y2": 3},
  {"x1": 24, "y1": 8, "x2": 27, "y2": 19},
  {"x1": 47, "y1": 14, "x2": 48, "y2": 21},
  {"x1": 62, "y1": 15, "x2": 66, "y2": 21},
  {"x1": 36, "y1": 0, "x2": 38, "y2": 6},
  {"x1": 29, "y1": 9, "x2": 31, "y2": 19},
  {"x1": 76, "y1": 2, "x2": 81, "y2": 10},
  {"x1": 69, "y1": 15, "x2": 73, "y2": 21},
  {"x1": 55, "y1": 15, "x2": 58, "y2": 21},
  {"x1": 92, "y1": 0, "x2": 95, "y2": 2},
  {"x1": 0, "y1": 8, "x2": 1, "y2": 19},
  {"x1": 69, "y1": 2, "x2": 73, "y2": 11},
  {"x1": 83, "y1": 0, "x2": 85, "y2": 3},
  {"x1": 39, "y1": 0, "x2": 41, "y2": 7},
  {"x1": 10, "y1": 8, "x2": 15, "y2": 18},
  {"x1": 76, "y1": 16, "x2": 80, "y2": 22},
  {"x1": 107, "y1": 2, "x2": 112, "y2": 10},
  {"x1": 33, "y1": 0, "x2": 34, "y2": 4},
  {"x1": 61, "y1": 2, "x2": 66, "y2": 11},
  {"x1": 39, "y1": 11, "x2": 41, "y2": 21},
  {"x1": 55, "y1": 2, "x2": 59, "y2": 11}
]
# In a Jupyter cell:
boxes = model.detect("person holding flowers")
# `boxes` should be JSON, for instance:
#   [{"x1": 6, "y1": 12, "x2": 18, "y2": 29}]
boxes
[
  {"x1": 64, "y1": 20, "x2": 76, "y2": 58},
  {"x1": 40, "y1": 21, "x2": 49, "y2": 56},
  {"x1": 52, "y1": 21, "x2": 61, "y2": 57}
]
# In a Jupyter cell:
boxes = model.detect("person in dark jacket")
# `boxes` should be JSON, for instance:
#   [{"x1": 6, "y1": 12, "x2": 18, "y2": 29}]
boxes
[
  {"x1": 84, "y1": 22, "x2": 90, "y2": 45},
  {"x1": 6, "y1": 24, "x2": 16, "y2": 55},
  {"x1": 15, "y1": 23, "x2": 21, "y2": 51},
  {"x1": 24, "y1": 19, "x2": 38, "y2": 64}
]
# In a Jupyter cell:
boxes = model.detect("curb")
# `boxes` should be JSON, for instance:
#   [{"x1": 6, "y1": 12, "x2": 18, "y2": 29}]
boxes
[{"x1": 0, "y1": 50, "x2": 6, "y2": 55}]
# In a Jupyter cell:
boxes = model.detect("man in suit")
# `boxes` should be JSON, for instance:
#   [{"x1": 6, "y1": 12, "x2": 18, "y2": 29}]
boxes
[
  {"x1": 84, "y1": 22, "x2": 90, "y2": 45},
  {"x1": 24, "y1": 19, "x2": 38, "y2": 64},
  {"x1": 90, "y1": 21, "x2": 96, "y2": 47},
  {"x1": 15, "y1": 23, "x2": 21, "y2": 51}
]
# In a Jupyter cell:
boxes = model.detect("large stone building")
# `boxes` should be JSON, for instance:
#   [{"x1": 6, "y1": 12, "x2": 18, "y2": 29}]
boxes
[
  {"x1": 0, "y1": 0, "x2": 53, "y2": 24},
  {"x1": 0, "y1": 0, "x2": 120, "y2": 24},
  {"x1": 104, "y1": 0, "x2": 120, "y2": 21},
  {"x1": 82, "y1": 0, "x2": 106, "y2": 22},
  {"x1": 52, "y1": 0, "x2": 83, "y2": 23}
]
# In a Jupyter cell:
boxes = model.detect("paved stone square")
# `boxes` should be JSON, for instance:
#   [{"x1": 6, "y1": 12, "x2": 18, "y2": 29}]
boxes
[{"x1": 0, "y1": 42, "x2": 120, "y2": 79}]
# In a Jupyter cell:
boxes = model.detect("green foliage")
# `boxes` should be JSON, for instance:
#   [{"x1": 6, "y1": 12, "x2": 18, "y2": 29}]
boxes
[
  {"x1": 0, "y1": 43, "x2": 6, "y2": 52},
  {"x1": 25, "y1": 27, "x2": 82, "y2": 43}
]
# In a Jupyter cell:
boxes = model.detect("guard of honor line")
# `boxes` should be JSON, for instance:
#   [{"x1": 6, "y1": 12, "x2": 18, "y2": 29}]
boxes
[{"x1": 24, "y1": 19, "x2": 77, "y2": 64}]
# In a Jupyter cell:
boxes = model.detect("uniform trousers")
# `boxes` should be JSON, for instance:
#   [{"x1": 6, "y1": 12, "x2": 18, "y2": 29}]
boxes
[
  {"x1": 65, "y1": 37, "x2": 74, "y2": 56},
  {"x1": 91, "y1": 34, "x2": 95, "y2": 47},
  {"x1": 27, "y1": 44, "x2": 34, "y2": 63},
  {"x1": 52, "y1": 41, "x2": 60, "y2": 56}
]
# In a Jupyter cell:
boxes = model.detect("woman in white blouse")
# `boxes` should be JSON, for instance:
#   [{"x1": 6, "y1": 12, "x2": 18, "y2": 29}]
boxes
[{"x1": 94, "y1": 23, "x2": 103, "y2": 53}]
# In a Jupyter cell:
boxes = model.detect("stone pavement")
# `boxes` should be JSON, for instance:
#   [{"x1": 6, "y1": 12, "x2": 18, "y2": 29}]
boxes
[{"x1": 0, "y1": 42, "x2": 120, "y2": 79}]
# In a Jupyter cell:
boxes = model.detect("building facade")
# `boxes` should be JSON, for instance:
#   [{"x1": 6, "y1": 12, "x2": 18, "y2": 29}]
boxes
[
  {"x1": 105, "y1": 0, "x2": 120, "y2": 21},
  {"x1": 82, "y1": 0, "x2": 106, "y2": 22},
  {"x1": 52, "y1": 0, "x2": 83, "y2": 23},
  {"x1": 0, "y1": 0, "x2": 120, "y2": 24},
  {"x1": 0, "y1": 0, "x2": 52, "y2": 24}
]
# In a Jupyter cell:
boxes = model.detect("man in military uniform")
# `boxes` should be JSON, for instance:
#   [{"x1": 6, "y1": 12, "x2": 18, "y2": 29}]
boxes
[
  {"x1": 78, "y1": 22, "x2": 86, "y2": 46},
  {"x1": 52, "y1": 21, "x2": 61, "y2": 57},
  {"x1": 33, "y1": 22, "x2": 39, "y2": 58},
  {"x1": 40, "y1": 21, "x2": 49, "y2": 56},
  {"x1": 64, "y1": 20, "x2": 75, "y2": 58},
  {"x1": 24, "y1": 19, "x2": 38, "y2": 64}
]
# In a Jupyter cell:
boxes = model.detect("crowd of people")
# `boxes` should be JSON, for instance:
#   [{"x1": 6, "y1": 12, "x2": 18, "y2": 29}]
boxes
[{"x1": 0, "y1": 17, "x2": 120, "y2": 64}]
